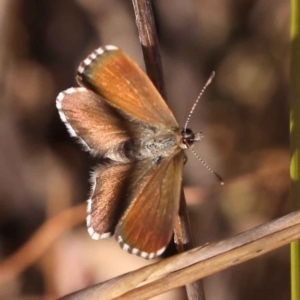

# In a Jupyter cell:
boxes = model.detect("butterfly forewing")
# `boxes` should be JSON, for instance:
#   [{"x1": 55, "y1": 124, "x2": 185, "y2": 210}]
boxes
[
  {"x1": 77, "y1": 46, "x2": 178, "y2": 128},
  {"x1": 115, "y1": 152, "x2": 185, "y2": 259}
]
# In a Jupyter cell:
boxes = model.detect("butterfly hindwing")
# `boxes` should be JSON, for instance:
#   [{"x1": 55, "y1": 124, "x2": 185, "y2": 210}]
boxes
[
  {"x1": 56, "y1": 87, "x2": 136, "y2": 156},
  {"x1": 87, "y1": 161, "x2": 135, "y2": 239}
]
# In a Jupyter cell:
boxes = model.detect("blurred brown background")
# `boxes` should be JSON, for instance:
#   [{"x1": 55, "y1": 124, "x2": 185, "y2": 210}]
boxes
[{"x1": 0, "y1": 0, "x2": 290, "y2": 299}]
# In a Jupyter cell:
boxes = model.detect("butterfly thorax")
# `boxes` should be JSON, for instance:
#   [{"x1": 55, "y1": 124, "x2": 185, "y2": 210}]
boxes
[{"x1": 104, "y1": 128, "x2": 182, "y2": 163}]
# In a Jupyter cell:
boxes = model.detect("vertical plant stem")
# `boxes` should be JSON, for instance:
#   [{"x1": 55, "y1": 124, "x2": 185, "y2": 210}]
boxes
[
  {"x1": 131, "y1": 0, "x2": 206, "y2": 299},
  {"x1": 132, "y1": 0, "x2": 167, "y2": 100},
  {"x1": 290, "y1": 0, "x2": 300, "y2": 299}
]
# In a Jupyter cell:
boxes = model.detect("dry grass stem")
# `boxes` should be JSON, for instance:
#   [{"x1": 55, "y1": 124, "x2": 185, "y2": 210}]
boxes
[{"x1": 60, "y1": 210, "x2": 299, "y2": 300}]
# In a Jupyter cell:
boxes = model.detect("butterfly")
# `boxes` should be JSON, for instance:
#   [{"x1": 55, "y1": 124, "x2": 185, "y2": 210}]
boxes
[{"x1": 56, "y1": 45, "x2": 214, "y2": 259}]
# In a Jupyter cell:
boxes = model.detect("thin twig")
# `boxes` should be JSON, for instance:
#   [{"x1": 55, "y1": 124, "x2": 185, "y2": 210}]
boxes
[
  {"x1": 131, "y1": 1, "x2": 205, "y2": 299},
  {"x1": 290, "y1": 0, "x2": 300, "y2": 297},
  {"x1": 132, "y1": 0, "x2": 167, "y2": 100}
]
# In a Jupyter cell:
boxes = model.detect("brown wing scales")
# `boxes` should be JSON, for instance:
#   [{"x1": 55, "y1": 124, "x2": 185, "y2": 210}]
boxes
[
  {"x1": 115, "y1": 151, "x2": 185, "y2": 259},
  {"x1": 56, "y1": 87, "x2": 133, "y2": 156},
  {"x1": 87, "y1": 162, "x2": 135, "y2": 239},
  {"x1": 77, "y1": 46, "x2": 178, "y2": 128}
]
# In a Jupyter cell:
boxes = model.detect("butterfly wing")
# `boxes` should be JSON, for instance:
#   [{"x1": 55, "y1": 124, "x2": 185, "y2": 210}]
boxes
[
  {"x1": 77, "y1": 46, "x2": 178, "y2": 128},
  {"x1": 86, "y1": 161, "x2": 135, "y2": 239},
  {"x1": 87, "y1": 151, "x2": 184, "y2": 252},
  {"x1": 56, "y1": 87, "x2": 138, "y2": 156},
  {"x1": 115, "y1": 151, "x2": 185, "y2": 259}
]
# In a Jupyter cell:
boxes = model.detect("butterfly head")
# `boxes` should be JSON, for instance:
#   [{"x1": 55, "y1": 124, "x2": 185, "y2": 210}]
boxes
[
  {"x1": 181, "y1": 128, "x2": 224, "y2": 185},
  {"x1": 181, "y1": 128, "x2": 203, "y2": 149}
]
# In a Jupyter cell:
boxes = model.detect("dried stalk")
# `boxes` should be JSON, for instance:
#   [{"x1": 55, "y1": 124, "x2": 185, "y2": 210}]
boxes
[{"x1": 59, "y1": 210, "x2": 300, "y2": 300}]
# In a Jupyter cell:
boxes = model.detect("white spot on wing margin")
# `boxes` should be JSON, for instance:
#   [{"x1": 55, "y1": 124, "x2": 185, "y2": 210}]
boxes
[
  {"x1": 116, "y1": 235, "x2": 167, "y2": 259},
  {"x1": 86, "y1": 199, "x2": 92, "y2": 214},
  {"x1": 77, "y1": 45, "x2": 120, "y2": 75}
]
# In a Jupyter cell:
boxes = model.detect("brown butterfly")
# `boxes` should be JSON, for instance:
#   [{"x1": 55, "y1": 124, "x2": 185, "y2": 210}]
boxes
[{"x1": 56, "y1": 46, "x2": 217, "y2": 259}]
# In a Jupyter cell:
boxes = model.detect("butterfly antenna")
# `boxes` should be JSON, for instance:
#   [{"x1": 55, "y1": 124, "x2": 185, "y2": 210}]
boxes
[
  {"x1": 189, "y1": 147, "x2": 224, "y2": 185},
  {"x1": 184, "y1": 71, "x2": 216, "y2": 132}
]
